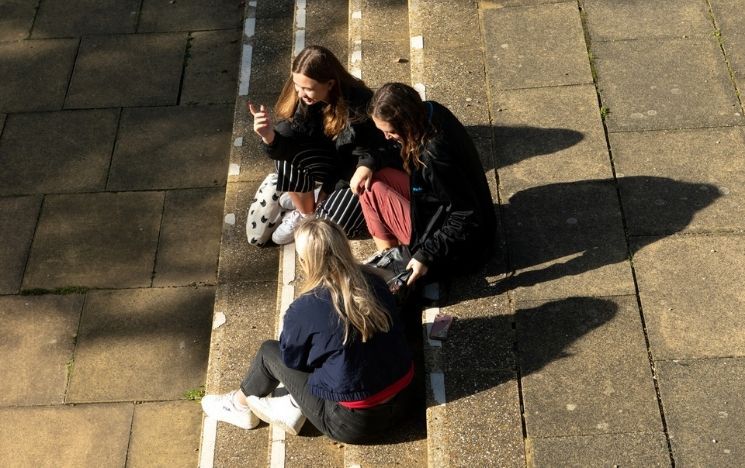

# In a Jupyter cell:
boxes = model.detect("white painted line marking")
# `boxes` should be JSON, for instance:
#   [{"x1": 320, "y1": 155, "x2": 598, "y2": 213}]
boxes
[
  {"x1": 431, "y1": 372, "x2": 446, "y2": 406},
  {"x1": 414, "y1": 83, "x2": 426, "y2": 101},
  {"x1": 212, "y1": 312, "x2": 227, "y2": 330},
  {"x1": 228, "y1": 163, "x2": 240, "y2": 176},
  {"x1": 224, "y1": 213, "x2": 235, "y2": 225},
  {"x1": 351, "y1": 67, "x2": 362, "y2": 79},
  {"x1": 293, "y1": 30, "x2": 305, "y2": 58},
  {"x1": 233, "y1": 136, "x2": 243, "y2": 147},
  {"x1": 270, "y1": 428, "x2": 286, "y2": 468},
  {"x1": 248, "y1": 0, "x2": 257, "y2": 6},
  {"x1": 244, "y1": 17, "x2": 256, "y2": 38},
  {"x1": 239, "y1": 45, "x2": 253, "y2": 96},
  {"x1": 352, "y1": 10, "x2": 362, "y2": 20},
  {"x1": 296, "y1": 8, "x2": 306, "y2": 29},
  {"x1": 199, "y1": 416, "x2": 218, "y2": 468},
  {"x1": 411, "y1": 35, "x2": 423, "y2": 49}
]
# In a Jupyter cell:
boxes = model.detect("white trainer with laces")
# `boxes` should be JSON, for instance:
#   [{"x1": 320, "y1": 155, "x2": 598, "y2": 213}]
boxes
[
  {"x1": 201, "y1": 390, "x2": 260, "y2": 430},
  {"x1": 246, "y1": 394, "x2": 306, "y2": 436},
  {"x1": 271, "y1": 210, "x2": 305, "y2": 245}
]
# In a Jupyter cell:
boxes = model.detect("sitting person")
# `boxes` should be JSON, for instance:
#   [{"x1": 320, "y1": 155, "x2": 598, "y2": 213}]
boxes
[
  {"x1": 359, "y1": 82, "x2": 497, "y2": 286},
  {"x1": 249, "y1": 45, "x2": 399, "y2": 244},
  {"x1": 201, "y1": 218, "x2": 414, "y2": 443}
]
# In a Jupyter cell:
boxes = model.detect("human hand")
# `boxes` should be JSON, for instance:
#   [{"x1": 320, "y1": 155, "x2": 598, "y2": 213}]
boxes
[
  {"x1": 406, "y1": 258, "x2": 428, "y2": 286},
  {"x1": 349, "y1": 166, "x2": 373, "y2": 195},
  {"x1": 248, "y1": 102, "x2": 275, "y2": 144}
]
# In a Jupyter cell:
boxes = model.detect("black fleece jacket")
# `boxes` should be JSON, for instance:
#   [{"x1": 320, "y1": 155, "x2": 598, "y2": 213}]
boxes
[
  {"x1": 262, "y1": 85, "x2": 400, "y2": 194},
  {"x1": 409, "y1": 101, "x2": 497, "y2": 273}
]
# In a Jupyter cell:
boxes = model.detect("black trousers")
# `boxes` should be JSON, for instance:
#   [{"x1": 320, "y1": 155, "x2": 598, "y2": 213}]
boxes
[{"x1": 240, "y1": 340, "x2": 411, "y2": 444}]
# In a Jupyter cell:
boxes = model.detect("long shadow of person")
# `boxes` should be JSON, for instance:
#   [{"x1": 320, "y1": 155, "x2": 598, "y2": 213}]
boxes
[
  {"x1": 449, "y1": 176, "x2": 720, "y2": 301},
  {"x1": 439, "y1": 296, "x2": 618, "y2": 403}
]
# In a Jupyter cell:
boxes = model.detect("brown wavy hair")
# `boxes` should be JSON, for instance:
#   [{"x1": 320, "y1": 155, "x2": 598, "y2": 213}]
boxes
[
  {"x1": 369, "y1": 82, "x2": 434, "y2": 173},
  {"x1": 275, "y1": 45, "x2": 367, "y2": 138},
  {"x1": 294, "y1": 218, "x2": 392, "y2": 344}
]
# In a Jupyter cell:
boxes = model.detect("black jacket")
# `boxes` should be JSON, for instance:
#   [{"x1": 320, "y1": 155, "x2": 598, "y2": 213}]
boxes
[
  {"x1": 263, "y1": 85, "x2": 400, "y2": 193},
  {"x1": 409, "y1": 101, "x2": 497, "y2": 272}
]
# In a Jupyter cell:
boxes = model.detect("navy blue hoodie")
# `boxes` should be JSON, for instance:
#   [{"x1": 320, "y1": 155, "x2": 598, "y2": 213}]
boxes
[{"x1": 279, "y1": 272, "x2": 412, "y2": 402}]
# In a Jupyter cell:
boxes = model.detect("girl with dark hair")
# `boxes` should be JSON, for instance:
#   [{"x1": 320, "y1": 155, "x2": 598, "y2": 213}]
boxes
[
  {"x1": 360, "y1": 82, "x2": 497, "y2": 285},
  {"x1": 249, "y1": 45, "x2": 398, "y2": 244},
  {"x1": 201, "y1": 218, "x2": 414, "y2": 443}
]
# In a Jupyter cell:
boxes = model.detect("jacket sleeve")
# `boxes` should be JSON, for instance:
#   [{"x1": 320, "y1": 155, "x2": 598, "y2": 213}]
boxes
[
  {"x1": 261, "y1": 120, "x2": 304, "y2": 162},
  {"x1": 279, "y1": 301, "x2": 314, "y2": 372},
  {"x1": 413, "y1": 149, "x2": 484, "y2": 266}
]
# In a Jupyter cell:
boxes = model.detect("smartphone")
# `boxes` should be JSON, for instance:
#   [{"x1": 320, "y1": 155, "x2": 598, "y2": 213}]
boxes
[
  {"x1": 387, "y1": 269, "x2": 413, "y2": 294},
  {"x1": 429, "y1": 313, "x2": 454, "y2": 341}
]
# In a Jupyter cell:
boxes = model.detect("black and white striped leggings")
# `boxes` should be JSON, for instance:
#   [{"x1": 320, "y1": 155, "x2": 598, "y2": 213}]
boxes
[{"x1": 275, "y1": 149, "x2": 366, "y2": 238}]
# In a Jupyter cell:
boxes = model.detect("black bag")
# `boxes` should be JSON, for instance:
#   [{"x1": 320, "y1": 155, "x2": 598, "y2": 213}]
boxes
[{"x1": 365, "y1": 246, "x2": 413, "y2": 295}]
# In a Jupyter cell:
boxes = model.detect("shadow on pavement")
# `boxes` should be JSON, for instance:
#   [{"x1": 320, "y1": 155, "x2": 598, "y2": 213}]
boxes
[{"x1": 442, "y1": 296, "x2": 618, "y2": 403}]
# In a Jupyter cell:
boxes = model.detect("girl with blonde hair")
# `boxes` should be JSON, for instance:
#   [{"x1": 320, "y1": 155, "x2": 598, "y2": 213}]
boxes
[{"x1": 202, "y1": 218, "x2": 414, "y2": 443}]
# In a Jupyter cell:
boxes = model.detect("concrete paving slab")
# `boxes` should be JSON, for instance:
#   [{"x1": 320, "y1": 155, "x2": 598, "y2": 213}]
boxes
[
  {"x1": 422, "y1": 47, "x2": 490, "y2": 126},
  {"x1": 482, "y1": 2, "x2": 593, "y2": 90},
  {"x1": 128, "y1": 401, "x2": 202, "y2": 468},
  {"x1": 657, "y1": 358, "x2": 745, "y2": 466},
  {"x1": 492, "y1": 85, "x2": 612, "y2": 193},
  {"x1": 207, "y1": 281, "x2": 278, "y2": 392},
  {"x1": 32, "y1": 0, "x2": 139, "y2": 38},
  {"x1": 138, "y1": 0, "x2": 243, "y2": 32},
  {"x1": 519, "y1": 295, "x2": 662, "y2": 437},
  {"x1": 250, "y1": 16, "x2": 294, "y2": 97},
  {"x1": 231, "y1": 94, "x2": 282, "y2": 183},
  {"x1": 0, "y1": 38, "x2": 78, "y2": 113},
  {"x1": 255, "y1": 0, "x2": 294, "y2": 19},
  {"x1": 501, "y1": 181, "x2": 634, "y2": 301},
  {"x1": 0, "y1": 295, "x2": 82, "y2": 405},
  {"x1": 65, "y1": 33, "x2": 186, "y2": 109},
  {"x1": 305, "y1": 0, "x2": 348, "y2": 62},
  {"x1": 153, "y1": 188, "x2": 225, "y2": 287},
  {"x1": 360, "y1": 40, "x2": 411, "y2": 90},
  {"x1": 217, "y1": 182, "x2": 280, "y2": 283},
  {"x1": 444, "y1": 371, "x2": 524, "y2": 467},
  {"x1": 412, "y1": 0, "x2": 480, "y2": 51},
  {"x1": 528, "y1": 432, "x2": 671, "y2": 467},
  {"x1": 286, "y1": 433, "x2": 345, "y2": 467},
  {"x1": 593, "y1": 37, "x2": 743, "y2": 132},
  {"x1": 0, "y1": 195, "x2": 41, "y2": 294},
  {"x1": 23, "y1": 192, "x2": 163, "y2": 289},
  {"x1": 582, "y1": 0, "x2": 713, "y2": 42},
  {"x1": 345, "y1": 417, "x2": 427, "y2": 467},
  {"x1": 0, "y1": 0, "x2": 36, "y2": 41},
  {"x1": 711, "y1": 0, "x2": 745, "y2": 85},
  {"x1": 0, "y1": 109, "x2": 118, "y2": 196},
  {"x1": 67, "y1": 287, "x2": 213, "y2": 402},
  {"x1": 611, "y1": 127, "x2": 744, "y2": 235},
  {"x1": 361, "y1": 0, "x2": 409, "y2": 43},
  {"x1": 107, "y1": 105, "x2": 232, "y2": 191},
  {"x1": 480, "y1": 0, "x2": 566, "y2": 6},
  {"x1": 181, "y1": 29, "x2": 242, "y2": 105},
  {"x1": 0, "y1": 403, "x2": 133, "y2": 467},
  {"x1": 0, "y1": 113, "x2": 5, "y2": 134},
  {"x1": 209, "y1": 281, "x2": 277, "y2": 465},
  {"x1": 632, "y1": 235, "x2": 745, "y2": 360},
  {"x1": 440, "y1": 284, "x2": 514, "y2": 372}
]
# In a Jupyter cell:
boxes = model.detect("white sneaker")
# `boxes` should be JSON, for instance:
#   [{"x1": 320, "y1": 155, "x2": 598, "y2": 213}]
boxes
[
  {"x1": 201, "y1": 390, "x2": 260, "y2": 430},
  {"x1": 271, "y1": 210, "x2": 305, "y2": 245},
  {"x1": 246, "y1": 394, "x2": 306, "y2": 436},
  {"x1": 278, "y1": 192, "x2": 295, "y2": 211}
]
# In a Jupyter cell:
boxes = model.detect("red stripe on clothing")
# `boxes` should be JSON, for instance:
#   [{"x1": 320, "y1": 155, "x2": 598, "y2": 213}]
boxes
[{"x1": 339, "y1": 363, "x2": 414, "y2": 409}]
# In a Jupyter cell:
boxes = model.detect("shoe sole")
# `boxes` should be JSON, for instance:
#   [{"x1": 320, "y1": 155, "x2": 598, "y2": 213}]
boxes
[{"x1": 246, "y1": 398, "x2": 303, "y2": 436}]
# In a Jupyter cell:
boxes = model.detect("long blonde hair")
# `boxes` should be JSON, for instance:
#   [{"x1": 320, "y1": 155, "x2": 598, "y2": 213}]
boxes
[
  {"x1": 275, "y1": 45, "x2": 368, "y2": 138},
  {"x1": 294, "y1": 218, "x2": 392, "y2": 343}
]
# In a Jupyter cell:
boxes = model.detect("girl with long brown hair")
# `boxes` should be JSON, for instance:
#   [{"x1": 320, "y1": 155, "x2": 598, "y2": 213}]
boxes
[
  {"x1": 201, "y1": 218, "x2": 414, "y2": 443},
  {"x1": 359, "y1": 82, "x2": 497, "y2": 285},
  {"x1": 248, "y1": 45, "x2": 399, "y2": 244}
]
